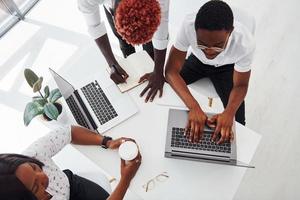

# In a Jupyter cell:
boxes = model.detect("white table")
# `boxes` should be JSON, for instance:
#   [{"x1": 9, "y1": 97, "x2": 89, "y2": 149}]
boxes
[{"x1": 57, "y1": 45, "x2": 261, "y2": 200}]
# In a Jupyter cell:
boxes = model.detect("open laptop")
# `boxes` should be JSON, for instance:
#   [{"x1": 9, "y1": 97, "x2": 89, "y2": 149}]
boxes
[
  {"x1": 165, "y1": 109, "x2": 253, "y2": 168},
  {"x1": 49, "y1": 68, "x2": 138, "y2": 133}
]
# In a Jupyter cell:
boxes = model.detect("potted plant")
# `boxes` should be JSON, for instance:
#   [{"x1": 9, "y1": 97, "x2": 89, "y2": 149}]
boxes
[{"x1": 23, "y1": 68, "x2": 63, "y2": 126}]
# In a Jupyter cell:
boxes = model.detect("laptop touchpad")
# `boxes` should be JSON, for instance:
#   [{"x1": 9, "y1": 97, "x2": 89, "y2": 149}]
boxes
[{"x1": 105, "y1": 84, "x2": 123, "y2": 101}]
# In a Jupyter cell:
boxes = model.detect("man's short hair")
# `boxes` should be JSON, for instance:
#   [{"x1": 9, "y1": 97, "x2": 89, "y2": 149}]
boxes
[{"x1": 195, "y1": 0, "x2": 234, "y2": 31}]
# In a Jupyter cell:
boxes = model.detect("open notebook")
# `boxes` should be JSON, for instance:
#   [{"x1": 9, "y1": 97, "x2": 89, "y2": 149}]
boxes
[{"x1": 107, "y1": 50, "x2": 154, "y2": 93}]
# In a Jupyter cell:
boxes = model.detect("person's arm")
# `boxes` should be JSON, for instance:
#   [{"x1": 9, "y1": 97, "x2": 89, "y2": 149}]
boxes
[
  {"x1": 108, "y1": 154, "x2": 141, "y2": 200},
  {"x1": 210, "y1": 70, "x2": 250, "y2": 144},
  {"x1": 139, "y1": 0, "x2": 170, "y2": 102},
  {"x1": 71, "y1": 125, "x2": 141, "y2": 199},
  {"x1": 165, "y1": 46, "x2": 207, "y2": 143},
  {"x1": 71, "y1": 125, "x2": 132, "y2": 149},
  {"x1": 78, "y1": 0, "x2": 128, "y2": 84},
  {"x1": 165, "y1": 47, "x2": 197, "y2": 110},
  {"x1": 107, "y1": 178, "x2": 130, "y2": 200},
  {"x1": 139, "y1": 48, "x2": 167, "y2": 102},
  {"x1": 22, "y1": 126, "x2": 72, "y2": 160},
  {"x1": 225, "y1": 70, "x2": 250, "y2": 117},
  {"x1": 95, "y1": 34, "x2": 128, "y2": 84}
]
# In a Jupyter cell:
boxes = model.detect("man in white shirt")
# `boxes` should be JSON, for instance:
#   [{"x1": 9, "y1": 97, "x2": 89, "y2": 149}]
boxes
[
  {"x1": 78, "y1": 0, "x2": 170, "y2": 102},
  {"x1": 165, "y1": 0, "x2": 255, "y2": 144}
]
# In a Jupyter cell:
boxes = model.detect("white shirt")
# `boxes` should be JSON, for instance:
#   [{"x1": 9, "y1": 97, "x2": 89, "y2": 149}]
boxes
[
  {"x1": 23, "y1": 126, "x2": 72, "y2": 200},
  {"x1": 77, "y1": 0, "x2": 169, "y2": 50},
  {"x1": 174, "y1": 12, "x2": 256, "y2": 72}
]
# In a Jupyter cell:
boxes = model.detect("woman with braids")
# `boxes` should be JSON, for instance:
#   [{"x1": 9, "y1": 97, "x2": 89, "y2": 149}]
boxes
[
  {"x1": 0, "y1": 125, "x2": 141, "y2": 200},
  {"x1": 78, "y1": 0, "x2": 169, "y2": 102}
]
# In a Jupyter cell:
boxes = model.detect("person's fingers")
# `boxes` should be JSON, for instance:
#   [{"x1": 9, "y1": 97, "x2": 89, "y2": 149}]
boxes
[
  {"x1": 224, "y1": 128, "x2": 230, "y2": 142},
  {"x1": 212, "y1": 123, "x2": 221, "y2": 142},
  {"x1": 217, "y1": 127, "x2": 226, "y2": 144},
  {"x1": 129, "y1": 153, "x2": 142, "y2": 167},
  {"x1": 136, "y1": 152, "x2": 142, "y2": 161},
  {"x1": 159, "y1": 88, "x2": 163, "y2": 98},
  {"x1": 199, "y1": 121, "x2": 205, "y2": 142},
  {"x1": 121, "y1": 137, "x2": 135, "y2": 143},
  {"x1": 207, "y1": 115, "x2": 217, "y2": 128},
  {"x1": 139, "y1": 74, "x2": 149, "y2": 83},
  {"x1": 140, "y1": 85, "x2": 151, "y2": 97},
  {"x1": 184, "y1": 121, "x2": 191, "y2": 137},
  {"x1": 145, "y1": 88, "x2": 156, "y2": 102},
  {"x1": 149, "y1": 89, "x2": 158, "y2": 102},
  {"x1": 230, "y1": 130, "x2": 234, "y2": 142},
  {"x1": 193, "y1": 123, "x2": 199, "y2": 143},
  {"x1": 206, "y1": 120, "x2": 216, "y2": 129},
  {"x1": 189, "y1": 121, "x2": 195, "y2": 142}
]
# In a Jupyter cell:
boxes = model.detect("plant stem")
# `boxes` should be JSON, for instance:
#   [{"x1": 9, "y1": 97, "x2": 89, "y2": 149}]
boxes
[{"x1": 38, "y1": 91, "x2": 45, "y2": 99}]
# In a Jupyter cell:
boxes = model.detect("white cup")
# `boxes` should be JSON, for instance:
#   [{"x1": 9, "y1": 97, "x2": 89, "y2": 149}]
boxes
[{"x1": 118, "y1": 141, "x2": 139, "y2": 161}]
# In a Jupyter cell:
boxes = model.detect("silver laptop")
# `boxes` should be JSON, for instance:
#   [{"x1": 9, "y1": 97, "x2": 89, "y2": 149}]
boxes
[
  {"x1": 165, "y1": 109, "x2": 253, "y2": 168},
  {"x1": 49, "y1": 68, "x2": 138, "y2": 133}
]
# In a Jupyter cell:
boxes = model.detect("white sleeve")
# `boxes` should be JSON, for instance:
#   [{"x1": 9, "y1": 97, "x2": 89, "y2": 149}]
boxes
[
  {"x1": 174, "y1": 19, "x2": 190, "y2": 52},
  {"x1": 235, "y1": 41, "x2": 256, "y2": 72},
  {"x1": 77, "y1": 0, "x2": 107, "y2": 39},
  {"x1": 152, "y1": 0, "x2": 170, "y2": 50},
  {"x1": 22, "y1": 126, "x2": 72, "y2": 160}
]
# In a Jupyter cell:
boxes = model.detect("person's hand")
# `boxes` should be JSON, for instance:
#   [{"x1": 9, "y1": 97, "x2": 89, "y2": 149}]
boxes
[
  {"x1": 139, "y1": 72, "x2": 165, "y2": 102},
  {"x1": 120, "y1": 153, "x2": 142, "y2": 183},
  {"x1": 185, "y1": 106, "x2": 207, "y2": 143},
  {"x1": 209, "y1": 112, "x2": 235, "y2": 144},
  {"x1": 110, "y1": 64, "x2": 129, "y2": 84},
  {"x1": 107, "y1": 137, "x2": 135, "y2": 150}
]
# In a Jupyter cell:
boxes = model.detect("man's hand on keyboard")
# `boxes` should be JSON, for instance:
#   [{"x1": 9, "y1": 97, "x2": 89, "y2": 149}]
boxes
[
  {"x1": 209, "y1": 112, "x2": 234, "y2": 144},
  {"x1": 185, "y1": 106, "x2": 207, "y2": 143}
]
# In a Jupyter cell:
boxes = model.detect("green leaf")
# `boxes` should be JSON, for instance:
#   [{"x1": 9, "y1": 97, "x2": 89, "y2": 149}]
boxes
[
  {"x1": 44, "y1": 103, "x2": 59, "y2": 120},
  {"x1": 44, "y1": 86, "x2": 50, "y2": 98},
  {"x1": 33, "y1": 77, "x2": 43, "y2": 93},
  {"x1": 32, "y1": 97, "x2": 47, "y2": 107},
  {"x1": 49, "y1": 88, "x2": 62, "y2": 103},
  {"x1": 23, "y1": 102, "x2": 43, "y2": 126},
  {"x1": 24, "y1": 68, "x2": 39, "y2": 88}
]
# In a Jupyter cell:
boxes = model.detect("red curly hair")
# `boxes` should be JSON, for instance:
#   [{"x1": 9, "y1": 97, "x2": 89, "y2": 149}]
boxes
[{"x1": 115, "y1": 0, "x2": 161, "y2": 45}]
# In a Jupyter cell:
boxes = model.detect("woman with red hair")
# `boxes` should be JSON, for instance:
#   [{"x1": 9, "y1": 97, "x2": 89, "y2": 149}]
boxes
[{"x1": 78, "y1": 0, "x2": 170, "y2": 102}]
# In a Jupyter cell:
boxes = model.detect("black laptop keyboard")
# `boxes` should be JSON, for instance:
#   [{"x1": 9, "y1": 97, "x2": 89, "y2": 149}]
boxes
[
  {"x1": 66, "y1": 95, "x2": 89, "y2": 129},
  {"x1": 171, "y1": 127, "x2": 231, "y2": 153},
  {"x1": 81, "y1": 81, "x2": 118, "y2": 125}
]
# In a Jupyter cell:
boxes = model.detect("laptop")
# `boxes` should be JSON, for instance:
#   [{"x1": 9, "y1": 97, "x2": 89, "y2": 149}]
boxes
[
  {"x1": 49, "y1": 68, "x2": 138, "y2": 133},
  {"x1": 165, "y1": 108, "x2": 253, "y2": 168}
]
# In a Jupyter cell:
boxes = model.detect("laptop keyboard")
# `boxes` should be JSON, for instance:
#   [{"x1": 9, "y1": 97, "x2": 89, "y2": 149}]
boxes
[
  {"x1": 171, "y1": 127, "x2": 231, "y2": 153},
  {"x1": 81, "y1": 81, "x2": 118, "y2": 125},
  {"x1": 66, "y1": 95, "x2": 89, "y2": 129}
]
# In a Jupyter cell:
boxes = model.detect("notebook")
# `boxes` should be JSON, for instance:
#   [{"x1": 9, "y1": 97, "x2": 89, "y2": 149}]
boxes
[{"x1": 107, "y1": 51, "x2": 154, "y2": 93}]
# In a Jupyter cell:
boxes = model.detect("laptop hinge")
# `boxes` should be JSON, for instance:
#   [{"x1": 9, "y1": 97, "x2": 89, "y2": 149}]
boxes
[
  {"x1": 172, "y1": 150, "x2": 230, "y2": 161},
  {"x1": 74, "y1": 90, "x2": 98, "y2": 130}
]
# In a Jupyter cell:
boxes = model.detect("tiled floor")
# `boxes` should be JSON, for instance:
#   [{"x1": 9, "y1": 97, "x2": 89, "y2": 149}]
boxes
[{"x1": 0, "y1": 0, "x2": 299, "y2": 199}]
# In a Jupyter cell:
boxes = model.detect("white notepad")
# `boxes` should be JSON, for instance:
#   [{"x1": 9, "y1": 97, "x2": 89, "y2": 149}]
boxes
[{"x1": 107, "y1": 51, "x2": 154, "y2": 93}]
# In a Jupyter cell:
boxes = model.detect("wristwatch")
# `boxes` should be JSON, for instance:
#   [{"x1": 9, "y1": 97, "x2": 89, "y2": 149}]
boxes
[{"x1": 101, "y1": 136, "x2": 112, "y2": 149}]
